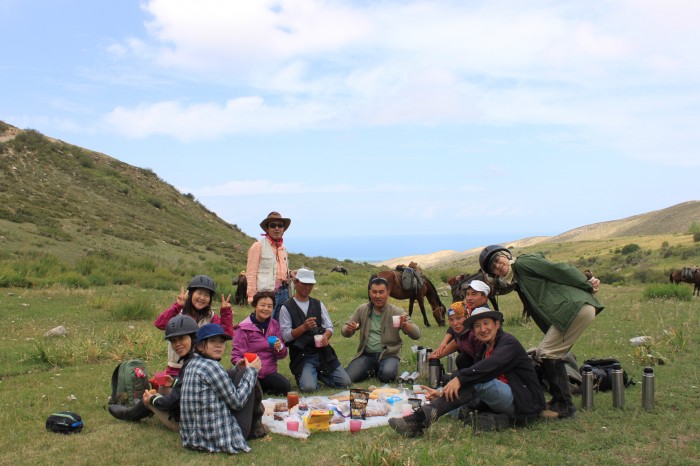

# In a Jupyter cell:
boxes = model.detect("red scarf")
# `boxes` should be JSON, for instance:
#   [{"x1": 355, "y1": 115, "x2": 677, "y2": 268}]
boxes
[{"x1": 262, "y1": 233, "x2": 283, "y2": 247}]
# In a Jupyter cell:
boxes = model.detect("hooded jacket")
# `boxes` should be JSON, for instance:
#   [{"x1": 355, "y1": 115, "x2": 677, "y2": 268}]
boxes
[{"x1": 231, "y1": 315, "x2": 287, "y2": 379}]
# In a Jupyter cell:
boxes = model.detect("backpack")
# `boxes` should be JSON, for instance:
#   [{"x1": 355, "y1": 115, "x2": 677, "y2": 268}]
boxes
[
  {"x1": 46, "y1": 411, "x2": 83, "y2": 434},
  {"x1": 580, "y1": 358, "x2": 634, "y2": 392},
  {"x1": 109, "y1": 359, "x2": 150, "y2": 407}
]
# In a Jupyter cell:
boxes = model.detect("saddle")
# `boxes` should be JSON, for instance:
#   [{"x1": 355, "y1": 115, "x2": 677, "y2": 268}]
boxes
[
  {"x1": 400, "y1": 268, "x2": 424, "y2": 295},
  {"x1": 681, "y1": 267, "x2": 694, "y2": 281}
]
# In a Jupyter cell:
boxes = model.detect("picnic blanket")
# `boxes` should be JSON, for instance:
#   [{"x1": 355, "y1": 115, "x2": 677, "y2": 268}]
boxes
[{"x1": 261, "y1": 387, "x2": 427, "y2": 439}]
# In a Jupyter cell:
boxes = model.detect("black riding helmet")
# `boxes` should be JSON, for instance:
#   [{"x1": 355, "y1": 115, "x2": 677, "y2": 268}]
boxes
[
  {"x1": 479, "y1": 245, "x2": 511, "y2": 273},
  {"x1": 187, "y1": 275, "x2": 216, "y2": 296},
  {"x1": 164, "y1": 314, "x2": 199, "y2": 340}
]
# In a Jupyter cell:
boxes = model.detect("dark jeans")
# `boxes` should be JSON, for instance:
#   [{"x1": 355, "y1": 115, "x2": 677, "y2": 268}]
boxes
[
  {"x1": 225, "y1": 367, "x2": 258, "y2": 439},
  {"x1": 259, "y1": 372, "x2": 292, "y2": 396},
  {"x1": 345, "y1": 353, "x2": 400, "y2": 383}
]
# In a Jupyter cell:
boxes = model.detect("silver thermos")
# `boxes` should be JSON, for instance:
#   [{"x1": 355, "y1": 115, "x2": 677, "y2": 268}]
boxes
[
  {"x1": 581, "y1": 364, "x2": 594, "y2": 410},
  {"x1": 428, "y1": 359, "x2": 442, "y2": 389},
  {"x1": 642, "y1": 367, "x2": 655, "y2": 411},
  {"x1": 446, "y1": 353, "x2": 457, "y2": 374},
  {"x1": 416, "y1": 346, "x2": 425, "y2": 376},
  {"x1": 611, "y1": 362, "x2": 624, "y2": 409}
]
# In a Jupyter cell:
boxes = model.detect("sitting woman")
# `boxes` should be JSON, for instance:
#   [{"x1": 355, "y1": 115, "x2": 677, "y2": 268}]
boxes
[
  {"x1": 108, "y1": 315, "x2": 198, "y2": 430},
  {"x1": 232, "y1": 291, "x2": 291, "y2": 396},
  {"x1": 180, "y1": 324, "x2": 261, "y2": 455},
  {"x1": 154, "y1": 274, "x2": 234, "y2": 377}
]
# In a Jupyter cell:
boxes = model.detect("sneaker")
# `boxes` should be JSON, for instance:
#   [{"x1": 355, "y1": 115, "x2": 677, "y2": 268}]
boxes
[
  {"x1": 541, "y1": 402, "x2": 576, "y2": 420},
  {"x1": 388, "y1": 410, "x2": 426, "y2": 437}
]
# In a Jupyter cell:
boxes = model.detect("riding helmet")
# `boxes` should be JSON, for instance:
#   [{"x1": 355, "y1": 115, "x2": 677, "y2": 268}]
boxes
[
  {"x1": 187, "y1": 275, "x2": 216, "y2": 295},
  {"x1": 164, "y1": 315, "x2": 199, "y2": 340},
  {"x1": 479, "y1": 245, "x2": 511, "y2": 273}
]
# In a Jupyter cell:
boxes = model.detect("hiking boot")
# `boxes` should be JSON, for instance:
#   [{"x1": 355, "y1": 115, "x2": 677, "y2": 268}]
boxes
[
  {"x1": 388, "y1": 409, "x2": 426, "y2": 437},
  {"x1": 108, "y1": 401, "x2": 153, "y2": 422},
  {"x1": 472, "y1": 412, "x2": 511, "y2": 433}
]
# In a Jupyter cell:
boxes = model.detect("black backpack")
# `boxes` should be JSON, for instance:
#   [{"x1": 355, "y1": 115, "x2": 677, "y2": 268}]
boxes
[
  {"x1": 46, "y1": 411, "x2": 83, "y2": 434},
  {"x1": 581, "y1": 358, "x2": 634, "y2": 391}
]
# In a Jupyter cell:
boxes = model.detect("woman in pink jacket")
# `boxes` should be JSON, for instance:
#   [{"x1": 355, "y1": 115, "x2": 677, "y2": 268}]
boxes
[
  {"x1": 155, "y1": 275, "x2": 234, "y2": 377},
  {"x1": 232, "y1": 291, "x2": 291, "y2": 395}
]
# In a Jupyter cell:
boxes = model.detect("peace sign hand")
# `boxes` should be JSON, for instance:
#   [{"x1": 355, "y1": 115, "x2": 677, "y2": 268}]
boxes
[
  {"x1": 221, "y1": 293, "x2": 232, "y2": 309},
  {"x1": 177, "y1": 286, "x2": 187, "y2": 306}
]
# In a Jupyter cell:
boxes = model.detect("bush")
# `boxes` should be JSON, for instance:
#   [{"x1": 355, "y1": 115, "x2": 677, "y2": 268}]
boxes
[
  {"x1": 621, "y1": 243, "x2": 641, "y2": 255},
  {"x1": 644, "y1": 284, "x2": 692, "y2": 300},
  {"x1": 109, "y1": 296, "x2": 155, "y2": 321}
]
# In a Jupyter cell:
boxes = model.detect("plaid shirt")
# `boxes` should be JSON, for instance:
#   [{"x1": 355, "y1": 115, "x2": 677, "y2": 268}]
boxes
[{"x1": 180, "y1": 355, "x2": 258, "y2": 454}]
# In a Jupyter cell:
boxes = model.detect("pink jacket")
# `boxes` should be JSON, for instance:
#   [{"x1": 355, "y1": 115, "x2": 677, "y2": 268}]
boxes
[
  {"x1": 231, "y1": 316, "x2": 287, "y2": 379},
  {"x1": 154, "y1": 302, "x2": 234, "y2": 375}
]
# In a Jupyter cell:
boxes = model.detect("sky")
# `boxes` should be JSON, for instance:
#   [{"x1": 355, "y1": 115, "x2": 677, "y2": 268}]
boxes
[{"x1": 1, "y1": 1, "x2": 699, "y2": 262}]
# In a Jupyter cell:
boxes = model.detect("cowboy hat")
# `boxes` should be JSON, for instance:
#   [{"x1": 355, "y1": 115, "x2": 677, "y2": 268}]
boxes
[
  {"x1": 464, "y1": 306, "x2": 503, "y2": 329},
  {"x1": 259, "y1": 211, "x2": 291, "y2": 231}
]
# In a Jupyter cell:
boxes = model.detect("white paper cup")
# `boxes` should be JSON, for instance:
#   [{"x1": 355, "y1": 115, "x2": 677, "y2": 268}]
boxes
[
  {"x1": 314, "y1": 334, "x2": 323, "y2": 347},
  {"x1": 392, "y1": 315, "x2": 402, "y2": 328}
]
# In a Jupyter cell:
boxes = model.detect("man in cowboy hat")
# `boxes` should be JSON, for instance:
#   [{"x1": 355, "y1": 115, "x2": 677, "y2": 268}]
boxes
[
  {"x1": 389, "y1": 307, "x2": 545, "y2": 436},
  {"x1": 246, "y1": 212, "x2": 291, "y2": 320}
]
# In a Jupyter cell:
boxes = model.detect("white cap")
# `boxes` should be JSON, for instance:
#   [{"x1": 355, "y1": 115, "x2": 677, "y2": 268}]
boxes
[
  {"x1": 466, "y1": 280, "x2": 490, "y2": 295},
  {"x1": 296, "y1": 268, "x2": 316, "y2": 284}
]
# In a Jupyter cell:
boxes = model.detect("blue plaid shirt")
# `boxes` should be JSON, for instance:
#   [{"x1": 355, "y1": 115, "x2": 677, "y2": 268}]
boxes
[{"x1": 180, "y1": 355, "x2": 258, "y2": 454}]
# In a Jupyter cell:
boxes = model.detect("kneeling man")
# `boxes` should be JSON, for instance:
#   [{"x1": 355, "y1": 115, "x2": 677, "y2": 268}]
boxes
[{"x1": 389, "y1": 307, "x2": 545, "y2": 436}]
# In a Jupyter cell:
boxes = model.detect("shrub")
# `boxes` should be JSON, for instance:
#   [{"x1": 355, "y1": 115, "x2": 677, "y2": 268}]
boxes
[
  {"x1": 621, "y1": 243, "x2": 641, "y2": 255},
  {"x1": 109, "y1": 296, "x2": 156, "y2": 321},
  {"x1": 644, "y1": 284, "x2": 692, "y2": 300}
]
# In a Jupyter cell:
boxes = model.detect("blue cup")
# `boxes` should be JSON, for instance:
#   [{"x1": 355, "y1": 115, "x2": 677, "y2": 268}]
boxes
[{"x1": 267, "y1": 336, "x2": 278, "y2": 347}]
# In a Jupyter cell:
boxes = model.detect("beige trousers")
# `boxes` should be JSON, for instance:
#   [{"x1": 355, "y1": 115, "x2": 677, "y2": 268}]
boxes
[{"x1": 538, "y1": 304, "x2": 596, "y2": 359}]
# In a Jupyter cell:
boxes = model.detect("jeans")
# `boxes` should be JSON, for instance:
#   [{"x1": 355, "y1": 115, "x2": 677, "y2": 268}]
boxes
[
  {"x1": 473, "y1": 379, "x2": 515, "y2": 416},
  {"x1": 297, "y1": 353, "x2": 352, "y2": 392},
  {"x1": 345, "y1": 353, "x2": 400, "y2": 383},
  {"x1": 272, "y1": 286, "x2": 289, "y2": 321}
]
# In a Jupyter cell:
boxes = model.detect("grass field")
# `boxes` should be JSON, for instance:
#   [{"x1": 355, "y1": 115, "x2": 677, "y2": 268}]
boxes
[{"x1": 1, "y1": 275, "x2": 698, "y2": 465}]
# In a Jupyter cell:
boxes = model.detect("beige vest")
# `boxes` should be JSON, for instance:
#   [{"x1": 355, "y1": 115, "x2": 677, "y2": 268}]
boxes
[{"x1": 256, "y1": 238, "x2": 279, "y2": 292}]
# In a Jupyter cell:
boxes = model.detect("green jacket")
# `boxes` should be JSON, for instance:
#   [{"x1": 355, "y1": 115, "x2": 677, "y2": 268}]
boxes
[
  {"x1": 511, "y1": 253, "x2": 604, "y2": 333},
  {"x1": 342, "y1": 303, "x2": 420, "y2": 362}
]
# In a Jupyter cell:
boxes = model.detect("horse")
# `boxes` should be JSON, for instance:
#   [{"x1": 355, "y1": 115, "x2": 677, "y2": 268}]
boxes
[
  {"x1": 330, "y1": 265, "x2": 348, "y2": 275},
  {"x1": 670, "y1": 267, "x2": 700, "y2": 296},
  {"x1": 369, "y1": 270, "x2": 446, "y2": 327},
  {"x1": 449, "y1": 270, "x2": 519, "y2": 315},
  {"x1": 232, "y1": 272, "x2": 248, "y2": 306}
]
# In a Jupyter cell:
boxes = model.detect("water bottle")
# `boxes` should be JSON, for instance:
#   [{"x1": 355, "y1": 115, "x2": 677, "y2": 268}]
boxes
[
  {"x1": 611, "y1": 363, "x2": 624, "y2": 409},
  {"x1": 428, "y1": 359, "x2": 443, "y2": 389},
  {"x1": 581, "y1": 364, "x2": 594, "y2": 410},
  {"x1": 641, "y1": 367, "x2": 655, "y2": 411}
]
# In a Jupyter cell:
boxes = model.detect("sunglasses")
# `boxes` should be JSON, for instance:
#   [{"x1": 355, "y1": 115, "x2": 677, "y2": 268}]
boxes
[{"x1": 268, "y1": 223, "x2": 285, "y2": 229}]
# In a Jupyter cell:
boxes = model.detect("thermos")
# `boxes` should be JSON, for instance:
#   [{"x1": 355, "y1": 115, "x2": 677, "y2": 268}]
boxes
[
  {"x1": 611, "y1": 362, "x2": 624, "y2": 409},
  {"x1": 428, "y1": 359, "x2": 443, "y2": 389},
  {"x1": 642, "y1": 367, "x2": 655, "y2": 411},
  {"x1": 581, "y1": 364, "x2": 594, "y2": 410},
  {"x1": 416, "y1": 346, "x2": 426, "y2": 376},
  {"x1": 446, "y1": 353, "x2": 457, "y2": 373}
]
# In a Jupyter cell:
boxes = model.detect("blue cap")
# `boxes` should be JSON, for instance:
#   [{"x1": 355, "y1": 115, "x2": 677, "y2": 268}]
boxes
[{"x1": 195, "y1": 323, "x2": 232, "y2": 344}]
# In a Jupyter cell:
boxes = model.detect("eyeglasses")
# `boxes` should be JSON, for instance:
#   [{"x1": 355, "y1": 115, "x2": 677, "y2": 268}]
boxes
[{"x1": 268, "y1": 223, "x2": 285, "y2": 229}]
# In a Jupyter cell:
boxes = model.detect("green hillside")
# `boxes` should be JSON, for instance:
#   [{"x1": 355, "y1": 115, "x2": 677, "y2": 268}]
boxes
[{"x1": 0, "y1": 122, "x2": 366, "y2": 291}]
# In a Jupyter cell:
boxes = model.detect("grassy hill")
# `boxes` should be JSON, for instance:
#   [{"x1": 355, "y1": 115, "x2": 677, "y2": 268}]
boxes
[{"x1": 0, "y1": 121, "x2": 368, "y2": 291}]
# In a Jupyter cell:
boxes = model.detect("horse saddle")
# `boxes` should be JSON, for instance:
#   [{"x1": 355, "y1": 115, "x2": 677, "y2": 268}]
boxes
[
  {"x1": 682, "y1": 267, "x2": 694, "y2": 281},
  {"x1": 400, "y1": 268, "x2": 424, "y2": 294}
]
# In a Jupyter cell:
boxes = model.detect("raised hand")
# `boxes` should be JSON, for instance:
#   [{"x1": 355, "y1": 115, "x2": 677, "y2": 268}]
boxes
[
  {"x1": 177, "y1": 286, "x2": 187, "y2": 306},
  {"x1": 221, "y1": 293, "x2": 232, "y2": 308}
]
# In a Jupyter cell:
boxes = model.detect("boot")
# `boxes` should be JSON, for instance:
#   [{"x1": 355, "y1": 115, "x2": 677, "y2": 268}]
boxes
[
  {"x1": 388, "y1": 408, "x2": 427, "y2": 437},
  {"x1": 108, "y1": 401, "x2": 153, "y2": 422},
  {"x1": 541, "y1": 359, "x2": 576, "y2": 419}
]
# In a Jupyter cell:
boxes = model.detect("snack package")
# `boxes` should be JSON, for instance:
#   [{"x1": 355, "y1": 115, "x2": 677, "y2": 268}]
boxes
[
  {"x1": 350, "y1": 388, "x2": 370, "y2": 420},
  {"x1": 304, "y1": 410, "x2": 334, "y2": 431}
]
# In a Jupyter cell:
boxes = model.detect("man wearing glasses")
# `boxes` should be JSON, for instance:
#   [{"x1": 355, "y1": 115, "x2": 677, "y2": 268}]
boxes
[{"x1": 246, "y1": 212, "x2": 291, "y2": 320}]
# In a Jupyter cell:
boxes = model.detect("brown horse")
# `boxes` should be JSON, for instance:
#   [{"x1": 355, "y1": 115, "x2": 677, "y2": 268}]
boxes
[
  {"x1": 670, "y1": 268, "x2": 700, "y2": 296},
  {"x1": 370, "y1": 270, "x2": 446, "y2": 327},
  {"x1": 231, "y1": 272, "x2": 248, "y2": 306}
]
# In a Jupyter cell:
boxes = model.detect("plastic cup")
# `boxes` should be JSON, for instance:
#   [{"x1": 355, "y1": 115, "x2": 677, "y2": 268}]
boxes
[
  {"x1": 267, "y1": 336, "x2": 278, "y2": 347},
  {"x1": 350, "y1": 419, "x2": 362, "y2": 433},
  {"x1": 244, "y1": 352, "x2": 257, "y2": 363},
  {"x1": 287, "y1": 419, "x2": 299, "y2": 431},
  {"x1": 314, "y1": 334, "x2": 323, "y2": 348},
  {"x1": 392, "y1": 315, "x2": 402, "y2": 328},
  {"x1": 153, "y1": 371, "x2": 168, "y2": 385}
]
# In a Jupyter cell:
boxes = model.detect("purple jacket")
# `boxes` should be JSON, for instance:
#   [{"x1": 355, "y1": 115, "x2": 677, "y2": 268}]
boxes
[{"x1": 231, "y1": 316, "x2": 288, "y2": 379}]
